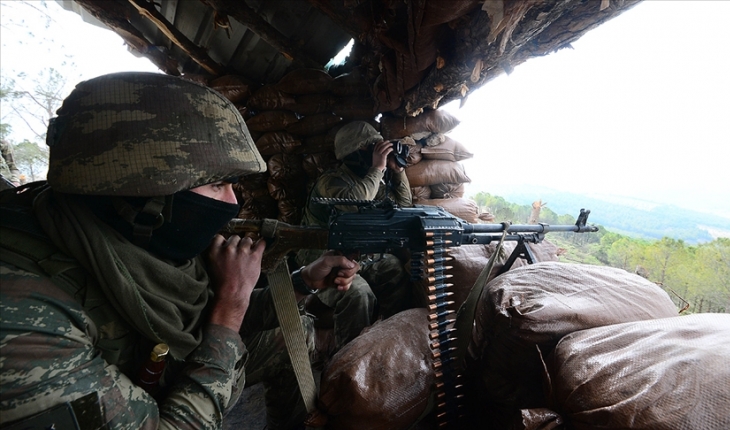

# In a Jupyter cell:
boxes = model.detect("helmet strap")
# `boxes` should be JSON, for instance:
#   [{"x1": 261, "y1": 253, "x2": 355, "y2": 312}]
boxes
[{"x1": 112, "y1": 195, "x2": 173, "y2": 247}]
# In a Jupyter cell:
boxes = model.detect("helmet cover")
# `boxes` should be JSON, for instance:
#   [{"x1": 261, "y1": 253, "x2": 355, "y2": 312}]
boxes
[
  {"x1": 334, "y1": 121, "x2": 383, "y2": 160},
  {"x1": 46, "y1": 72, "x2": 266, "y2": 196}
]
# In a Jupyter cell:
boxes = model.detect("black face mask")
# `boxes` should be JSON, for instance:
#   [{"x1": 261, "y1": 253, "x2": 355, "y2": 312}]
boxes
[
  {"x1": 87, "y1": 190, "x2": 239, "y2": 261},
  {"x1": 343, "y1": 148, "x2": 373, "y2": 177},
  {"x1": 147, "y1": 190, "x2": 240, "y2": 261}
]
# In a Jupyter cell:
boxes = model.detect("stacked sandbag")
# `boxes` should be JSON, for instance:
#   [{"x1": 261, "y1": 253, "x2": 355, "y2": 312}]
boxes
[
  {"x1": 382, "y1": 110, "x2": 479, "y2": 223},
  {"x1": 467, "y1": 262, "x2": 679, "y2": 429},
  {"x1": 318, "y1": 308, "x2": 434, "y2": 430},
  {"x1": 210, "y1": 69, "x2": 379, "y2": 224},
  {"x1": 440, "y1": 240, "x2": 561, "y2": 310},
  {"x1": 519, "y1": 314, "x2": 730, "y2": 430}
]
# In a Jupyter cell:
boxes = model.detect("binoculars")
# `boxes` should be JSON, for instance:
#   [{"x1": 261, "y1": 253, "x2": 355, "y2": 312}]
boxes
[{"x1": 390, "y1": 140, "x2": 410, "y2": 168}]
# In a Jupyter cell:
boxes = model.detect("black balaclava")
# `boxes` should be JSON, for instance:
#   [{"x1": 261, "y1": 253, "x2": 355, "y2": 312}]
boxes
[
  {"x1": 342, "y1": 147, "x2": 374, "y2": 178},
  {"x1": 87, "y1": 190, "x2": 239, "y2": 261}
]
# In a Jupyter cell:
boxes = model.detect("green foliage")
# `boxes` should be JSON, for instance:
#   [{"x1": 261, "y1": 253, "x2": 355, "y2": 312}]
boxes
[
  {"x1": 471, "y1": 192, "x2": 730, "y2": 314},
  {"x1": 12, "y1": 139, "x2": 48, "y2": 181}
]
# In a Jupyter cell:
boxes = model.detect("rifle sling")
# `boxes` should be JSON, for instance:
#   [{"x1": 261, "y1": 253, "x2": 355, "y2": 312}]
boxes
[
  {"x1": 454, "y1": 230, "x2": 508, "y2": 367},
  {"x1": 267, "y1": 261, "x2": 318, "y2": 414}
]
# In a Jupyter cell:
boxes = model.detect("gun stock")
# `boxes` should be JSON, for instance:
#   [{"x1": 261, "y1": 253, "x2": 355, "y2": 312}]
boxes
[{"x1": 224, "y1": 218, "x2": 329, "y2": 272}]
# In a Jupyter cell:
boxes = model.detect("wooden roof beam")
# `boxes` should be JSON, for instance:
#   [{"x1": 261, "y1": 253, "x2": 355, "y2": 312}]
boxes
[
  {"x1": 201, "y1": 0, "x2": 323, "y2": 70},
  {"x1": 127, "y1": 0, "x2": 227, "y2": 76}
]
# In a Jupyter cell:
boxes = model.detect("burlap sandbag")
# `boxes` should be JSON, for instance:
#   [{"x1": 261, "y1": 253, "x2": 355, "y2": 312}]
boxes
[
  {"x1": 246, "y1": 110, "x2": 299, "y2": 132},
  {"x1": 468, "y1": 262, "x2": 678, "y2": 419},
  {"x1": 430, "y1": 183, "x2": 464, "y2": 199},
  {"x1": 532, "y1": 314, "x2": 730, "y2": 430},
  {"x1": 247, "y1": 84, "x2": 296, "y2": 111},
  {"x1": 446, "y1": 241, "x2": 560, "y2": 311},
  {"x1": 381, "y1": 109, "x2": 461, "y2": 139},
  {"x1": 417, "y1": 198, "x2": 479, "y2": 223},
  {"x1": 319, "y1": 308, "x2": 434, "y2": 430},
  {"x1": 410, "y1": 186, "x2": 431, "y2": 202},
  {"x1": 255, "y1": 131, "x2": 301, "y2": 155},
  {"x1": 302, "y1": 152, "x2": 339, "y2": 179},
  {"x1": 405, "y1": 160, "x2": 471, "y2": 187},
  {"x1": 266, "y1": 153, "x2": 304, "y2": 180},
  {"x1": 420, "y1": 135, "x2": 474, "y2": 162},
  {"x1": 285, "y1": 112, "x2": 343, "y2": 136},
  {"x1": 276, "y1": 68, "x2": 333, "y2": 95},
  {"x1": 292, "y1": 93, "x2": 335, "y2": 116},
  {"x1": 209, "y1": 74, "x2": 254, "y2": 104}
]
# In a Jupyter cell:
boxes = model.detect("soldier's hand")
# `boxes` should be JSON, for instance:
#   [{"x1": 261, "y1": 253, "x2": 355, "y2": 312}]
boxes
[
  {"x1": 371, "y1": 140, "x2": 392, "y2": 172},
  {"x1": 206, "y1": 234, "x2": 266, "y2": 331},
  {"x1": 302, "y1": 252, "x2": 358, "y2": 292}
]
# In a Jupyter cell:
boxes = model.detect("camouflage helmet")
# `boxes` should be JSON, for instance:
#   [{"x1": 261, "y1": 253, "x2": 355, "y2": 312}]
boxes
[
  {"x1": 46, "y1": 72, "x2": 266, "y2": 196},
  {"x1": 334, "y1": 121, "x2": 383, "y2": 160}
]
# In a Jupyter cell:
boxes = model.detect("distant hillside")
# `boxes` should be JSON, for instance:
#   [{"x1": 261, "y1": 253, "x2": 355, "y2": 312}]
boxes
[{"x1": 478, "y1": 186, "x2": 730, "y2": 244}]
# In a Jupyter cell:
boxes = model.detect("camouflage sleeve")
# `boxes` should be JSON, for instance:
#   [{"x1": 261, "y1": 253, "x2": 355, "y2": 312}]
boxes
[
  {"x1": 385, "y1": 170, "x2": 412, "y2": 208},
  {"x1": 0, "y1": 261, "x2": 245, "y2": 430},
  {"x1": 318, "y1": 167, "x2": 383, "y2": 203}
]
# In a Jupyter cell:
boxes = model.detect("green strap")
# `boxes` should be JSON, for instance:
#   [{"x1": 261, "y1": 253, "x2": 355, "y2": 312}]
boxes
[
  {"x1": 267, "y1": 261, "x2": 317, "y2": 413},
  {"x1": 454, "y1": 230, "x2": 508, "y2": 367}
]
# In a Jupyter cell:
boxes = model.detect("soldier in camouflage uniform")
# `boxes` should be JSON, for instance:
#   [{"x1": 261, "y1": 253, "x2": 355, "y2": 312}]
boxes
[
  {"x1": 297, "y1": 121, "x2": 412, "y2": 351},
  {"x1": 0, "y1": 72, "x2": 358, "y2": 430},
  {"x1": 0, "y1": 139, "x2": 21, "y2": 190}
]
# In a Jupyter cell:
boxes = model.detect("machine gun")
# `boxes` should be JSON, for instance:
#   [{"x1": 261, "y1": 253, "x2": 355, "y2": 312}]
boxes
[
  {"x1": 224, "y1": 198, "x2": 598, "y2": 426},
  {"x1": 225, "y1": 198, "x2": 597, "y2": 274}
]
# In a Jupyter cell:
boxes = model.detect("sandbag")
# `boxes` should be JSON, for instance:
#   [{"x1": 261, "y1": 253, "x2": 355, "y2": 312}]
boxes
[
  {"x1": 277, "y1": 198, "x2": 302, "y2": 224},
  {"x1": 446, "y1": 241, "x2": 560, "y2": 310},
  {"x1": 276, "y1": 68, "x2": 333, "y2": 95},
  {"x1": 255, "y1": 131, "x2": 301, "y2": 155},
  {"x1": 209, "y1": 74, "x2": 254, "y2": 104},
  {"x1": 536, "y1": 314, "x2": 730, "y2": 430},
  {"x1": 469, "y1": 262, "x2": 679, "y2": 419},
  {"x1": 302, "y1": 152, "x2": 339, "y2": 179},
  {"x1": 420, "y1": 135, "x2": 474, "y2": 162},
  {"x1": 247, "y1": 85, "x2": 296, "y2": 111},
  {"x1": 285, "y1": 112, "x2": 342, "y2": 136},
  {"x1": 266, "y1": 153, "x2": 304, "y2": 180},
  {"x1": 331, "y1": 70, "x2": 370, "y2": 97},
  {"x1": 430, "y1": 183, "x2": 464, "y2": 199},
  {"x1": 292, "y1": 93, "x2": 335, "y2": 116},
  {"x1": 319, "y1": 308, "x2": 434, "y2": 430},
  {"x1": 267, "y1": 174, "x2": 307, "y2": 201},
  {"x1": 405, "y1": 160, "x2": 471, "y2": 187},
  {"x1": 411, "y1": 186, "x2": 431, "y2": 202},
  {"x1": 246, "y1": 110, "x2": 299, "y2": 132},
  {"x1": 332, "y1": 97, "x2": 377, "y2": 119},
  {"x1": 418, "y1": 198, "x2": 479, "y2": 223},
  {"x1": 381, "y1": 109, "x2": 461, "y2": 139}
]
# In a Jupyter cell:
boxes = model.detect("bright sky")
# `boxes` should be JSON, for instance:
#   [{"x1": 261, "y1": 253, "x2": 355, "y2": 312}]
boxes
[
  {"x1": 443, "y1": 1, "x2": 730, "y2": 219},
  {"x1": 1, "y1": 0, "x2": 728, "y2": 218}
]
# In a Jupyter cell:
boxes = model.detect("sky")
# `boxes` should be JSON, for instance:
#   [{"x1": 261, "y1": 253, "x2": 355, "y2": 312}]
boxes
[
  {"x1": 1, "y1": 0, "x2": 729, "y2": 219},
  {"x1": 442, "y1": 1, "x2": 730, "y2": 219}
]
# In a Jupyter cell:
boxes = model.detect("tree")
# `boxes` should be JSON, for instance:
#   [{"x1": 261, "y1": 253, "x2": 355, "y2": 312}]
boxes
[
  {"x1": 8, "y1": 68, "x2": 67, "y2": 141},
  {"x1": 12, "y1": 139, "x2": 49, "y2": 181},
  {"x1": 0, "y1": 77, "x2": 21, "y2": 140}
]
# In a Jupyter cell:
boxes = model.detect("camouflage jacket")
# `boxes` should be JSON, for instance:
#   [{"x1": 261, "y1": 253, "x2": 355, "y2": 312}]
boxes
[
  {"x1": 0, "y1": 202, "x2": 246, "y2": 429},
  {"x1": 301, "y1": 163, "x2": 412, "y2": 229}
]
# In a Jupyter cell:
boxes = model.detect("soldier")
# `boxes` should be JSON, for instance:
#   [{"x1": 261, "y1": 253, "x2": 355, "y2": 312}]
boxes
[
  {"x1": 297, "y1": 121, "x2": 412, "y2": 351},
  {"x1": 0, "y1": 139, "x2": 21, "y2": 190},
  {"x1": 0, "y1": 72, "x2": 358, "y2": 430}
]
